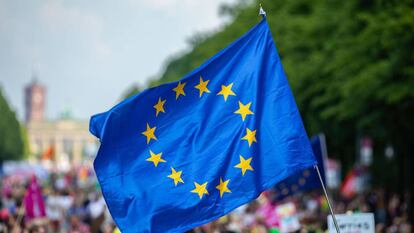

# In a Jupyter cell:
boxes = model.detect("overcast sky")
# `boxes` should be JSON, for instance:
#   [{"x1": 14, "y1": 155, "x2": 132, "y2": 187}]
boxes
[{"x1": 0, "y1": 0, "x2": 236, "y2": 121}]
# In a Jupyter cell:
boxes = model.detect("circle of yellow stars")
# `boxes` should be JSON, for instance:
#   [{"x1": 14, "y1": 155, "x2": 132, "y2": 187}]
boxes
[{"x1": 140, "y1": 76, "x2": 257, "y2": 199}]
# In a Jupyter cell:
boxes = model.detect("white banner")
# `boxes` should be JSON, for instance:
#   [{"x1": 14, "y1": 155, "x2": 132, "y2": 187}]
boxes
[{"x1": 328, "y1": 213, "x2": 375, "y2": 233}]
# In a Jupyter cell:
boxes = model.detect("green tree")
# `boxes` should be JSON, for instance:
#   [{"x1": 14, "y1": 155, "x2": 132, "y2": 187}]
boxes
[
  {"x1": 122, "y1": 84, "x2": 142, "y2": 100},
  {"x1": 0, "y1": 88, "x2": 24, "y2": 161},
  {"x1": 20, "y1": 125, "x2": 30, "y2": 159}
]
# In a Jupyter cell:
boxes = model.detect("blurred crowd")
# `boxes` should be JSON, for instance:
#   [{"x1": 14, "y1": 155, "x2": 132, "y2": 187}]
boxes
[
  {"x1": 189, "y1": 188, "x2": 412, "y2": 233},
  {"x1": 0, "y1": 164, "x2": 118, "y2": 233},
  {"x1": 0, "y1": 164, "x2": 412, "y2": 233}
]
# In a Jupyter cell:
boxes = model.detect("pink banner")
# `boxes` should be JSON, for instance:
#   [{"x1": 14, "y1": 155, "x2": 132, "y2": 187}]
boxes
[{"x1": 23, "y1": 176, "x2": 46, "y2": 221}]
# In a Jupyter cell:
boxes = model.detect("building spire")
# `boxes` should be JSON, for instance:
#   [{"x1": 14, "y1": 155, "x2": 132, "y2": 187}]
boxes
[{"x1": 25, "y1": 76, "x2": 46, "y2": 123}]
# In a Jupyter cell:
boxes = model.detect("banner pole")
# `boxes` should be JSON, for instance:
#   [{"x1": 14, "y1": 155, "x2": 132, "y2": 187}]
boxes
[{"x1": 314, "y1": 164, "x2": 341, "y2": 233}]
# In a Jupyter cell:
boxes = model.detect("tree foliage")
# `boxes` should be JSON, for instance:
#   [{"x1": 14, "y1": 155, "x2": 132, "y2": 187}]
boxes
[
  {"x1": 122, "y1": 85, "x2": 142, "y2": 100},
  {"x1": 139, "y1": 0, "x2": 414, "y2": 189},
  {"x1": 0, "y1": 89, "x2": 24, "y2": 161}
]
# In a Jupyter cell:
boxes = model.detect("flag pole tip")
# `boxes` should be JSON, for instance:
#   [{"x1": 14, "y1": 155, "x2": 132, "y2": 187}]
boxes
[{"x1": 259, "y1": 3, "x2": 266, "y2": 17}]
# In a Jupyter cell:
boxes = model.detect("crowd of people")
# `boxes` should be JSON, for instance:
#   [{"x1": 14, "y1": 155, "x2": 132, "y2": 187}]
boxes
[
  {"x1": 189, "y1": 189, "x2": 412, "y2": 233},
  {"x1": 0, "y1": 163, "x2": 118, "y2": 233},
  {"x1": 0, "y1": 163, "x2": 412, "y2": 233}
]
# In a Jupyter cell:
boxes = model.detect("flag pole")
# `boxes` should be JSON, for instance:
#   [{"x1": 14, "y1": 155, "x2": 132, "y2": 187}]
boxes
[{"x1": 314, "y1": 165, "x2": 341, "y2": 233}]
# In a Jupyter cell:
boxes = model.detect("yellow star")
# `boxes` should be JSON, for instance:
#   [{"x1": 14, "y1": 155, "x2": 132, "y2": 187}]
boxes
[
  {"x1": 241, "y1": 128, "x2": 257, "y2": 147},
  {"x1": 146, "y1": 150, "x2": 166, "y2": 167},
  {"x1": 173, "y1": 81, "x2": 186, "y2": 99},
  {"x1": 194, "y1": 76, "x2": 211, "y2": 97},
  {"x1": 216, "y1": 178, "x2": 231, "y2": 197},
  {"x1": 234, "y1": 155, "x2": 253, "y2": 175},
  {"x1": 142, "y1": 123, "x2": 157, "y2": 144},
  {"x1": 167, "y1": 167, "x2": 184, "y2": 186},
  {"x1": 191, "y1": 182, "x2": 209, "y2": 199},
  {"x1": 217, "y1": 83, "x2": 236, "y2": 101},
  {"x1": 153, "y1": 98, "x2": 166, "y2": 117},
  {"x1": 234, "y1": 101, "x2": 254, "y2": 121}
]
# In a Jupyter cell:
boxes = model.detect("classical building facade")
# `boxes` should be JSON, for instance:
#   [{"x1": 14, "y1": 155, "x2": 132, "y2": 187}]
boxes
[{"x1": 25, "y1": 79, "x2": 96, "y2": 163}]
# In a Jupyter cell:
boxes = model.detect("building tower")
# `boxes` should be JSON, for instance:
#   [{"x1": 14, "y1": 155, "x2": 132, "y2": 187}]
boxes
[{"x1": 25, "y1": 77, "x2": 46, "y2": 123}]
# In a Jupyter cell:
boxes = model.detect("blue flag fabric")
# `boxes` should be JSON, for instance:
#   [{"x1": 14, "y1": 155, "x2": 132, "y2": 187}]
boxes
[
  {"x1": 273, "y1": 134, "x2": 327, "y2": 201},
  {"x1": 90, "y1": 18, "x2": 316, "y2": 233}
]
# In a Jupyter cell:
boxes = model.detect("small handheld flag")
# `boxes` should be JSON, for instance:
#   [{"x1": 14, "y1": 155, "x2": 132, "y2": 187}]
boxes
[
  {"x1": 273, "y1": 134, "x2": 328, "y2": 201},
  {"x1": 90, "y1": 18, "x2": 316, "y2": 233}
]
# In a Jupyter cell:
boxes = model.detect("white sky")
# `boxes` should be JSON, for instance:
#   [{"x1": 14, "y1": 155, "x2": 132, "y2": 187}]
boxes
[{"x1": 0, "y1": 0, "x2": 236, "y2": 120}]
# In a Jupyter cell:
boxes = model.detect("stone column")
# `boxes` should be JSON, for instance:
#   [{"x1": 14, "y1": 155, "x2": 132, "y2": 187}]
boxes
[
  {"x1": 72, "y1": 138, "x2": 82, "y2": 163},
  {"x1": 54, "y1": 135, "x2": 64, "y2": 162}
]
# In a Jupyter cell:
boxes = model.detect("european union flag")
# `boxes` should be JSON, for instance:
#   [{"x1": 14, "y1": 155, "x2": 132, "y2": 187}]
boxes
[
  {"x1": 90, "y1": 18, "x2": 316, "y2": 233},
  {"x1": 273, "y1": 134, "x2": 328, "y2": 201}
]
